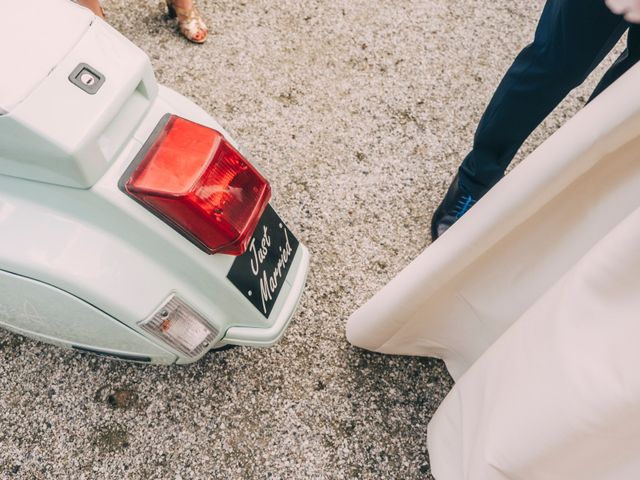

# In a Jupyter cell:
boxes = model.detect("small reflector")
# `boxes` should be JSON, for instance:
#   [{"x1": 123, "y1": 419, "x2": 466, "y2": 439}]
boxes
[{"x1": 140, "y1": 294, "x2": 217, "y2": 357}]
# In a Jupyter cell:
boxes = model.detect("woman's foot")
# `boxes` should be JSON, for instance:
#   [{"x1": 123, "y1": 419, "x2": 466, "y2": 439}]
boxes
[{"x1": 166, "y1": 0, "x2": 208, "y2": 44}]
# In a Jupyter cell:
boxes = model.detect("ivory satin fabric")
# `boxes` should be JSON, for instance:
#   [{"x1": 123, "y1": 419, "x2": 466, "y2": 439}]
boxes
[{"x1": 346, "y1": 63, "x2": 640, "y2": 479}]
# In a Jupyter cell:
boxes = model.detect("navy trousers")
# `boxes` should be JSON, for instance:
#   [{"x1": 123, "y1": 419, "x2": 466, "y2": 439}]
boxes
[{"x1": 459, "y1": 0, "x2": 640, "y2": 196}]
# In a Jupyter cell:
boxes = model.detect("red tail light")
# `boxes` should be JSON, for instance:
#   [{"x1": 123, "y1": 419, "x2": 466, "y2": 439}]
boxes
[{"x1": 120, "y1": 114, "x2": 271, "y2": 255}]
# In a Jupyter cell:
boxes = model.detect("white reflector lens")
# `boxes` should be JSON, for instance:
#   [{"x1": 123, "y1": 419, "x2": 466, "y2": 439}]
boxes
[{"x1": 140, "y1": 294, "x2": 217, "y2": 357}]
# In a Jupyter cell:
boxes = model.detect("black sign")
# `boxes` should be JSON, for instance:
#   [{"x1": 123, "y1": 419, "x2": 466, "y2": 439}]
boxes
[{"x1": 227, "y1": 205, "x2": 299, "y2": 318}]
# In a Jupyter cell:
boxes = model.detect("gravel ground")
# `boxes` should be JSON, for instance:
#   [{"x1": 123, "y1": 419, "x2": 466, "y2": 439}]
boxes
[{"x1": 0, "y1": 1, "x2": 626, "y2": 478}]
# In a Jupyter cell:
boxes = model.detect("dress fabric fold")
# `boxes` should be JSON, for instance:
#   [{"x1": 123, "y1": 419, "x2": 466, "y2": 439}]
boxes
[{"x1": 346, "y1": 64, "x2": 640, "y2": 478}]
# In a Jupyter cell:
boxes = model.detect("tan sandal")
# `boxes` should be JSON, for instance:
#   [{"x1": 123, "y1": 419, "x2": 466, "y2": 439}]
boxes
[{"x1": 166, "y1": 0, "x2": 208, "y2": 44}]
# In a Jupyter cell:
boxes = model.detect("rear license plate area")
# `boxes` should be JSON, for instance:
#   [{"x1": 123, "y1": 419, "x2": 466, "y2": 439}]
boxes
[{"x1": 227, "y1": 205, "x2": 299, "y2": 317}]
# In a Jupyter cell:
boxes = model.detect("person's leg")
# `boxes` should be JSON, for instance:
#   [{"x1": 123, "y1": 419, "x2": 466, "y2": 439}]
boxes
[
  {"x1": 431, "y1": 0, "x2": 629, "y2": 241},
  {"x1": 589, "y1": 24, "x2": 640, "y2": 101},
  {"x1": 458, "y1": 0, "x2": 628, "y2": 196}
]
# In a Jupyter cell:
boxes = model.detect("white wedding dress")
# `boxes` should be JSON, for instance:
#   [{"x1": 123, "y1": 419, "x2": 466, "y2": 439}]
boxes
[{"x1": 346, "y1": 63, "x2": 640, "y2": 479}]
